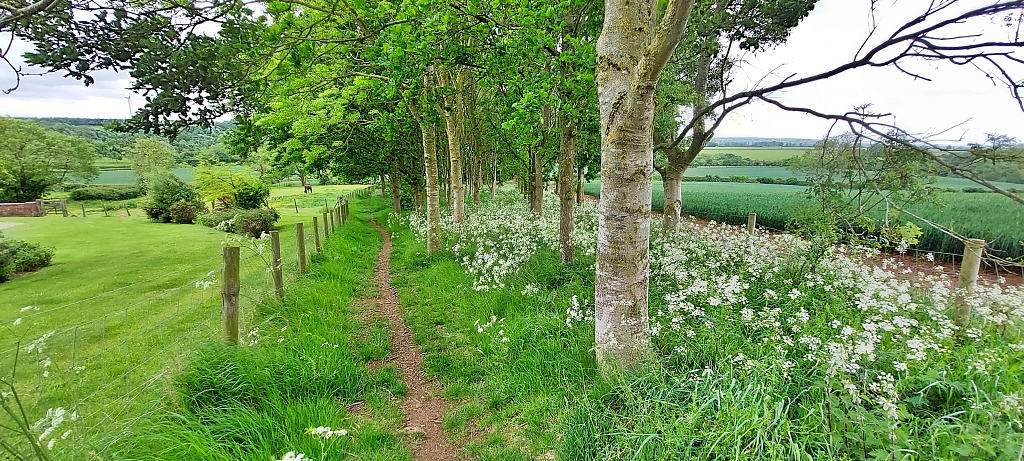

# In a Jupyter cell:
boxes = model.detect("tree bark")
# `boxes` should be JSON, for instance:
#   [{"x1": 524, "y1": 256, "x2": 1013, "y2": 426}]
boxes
[
  {"x1": 558, "y1": 107, "x2": 577, "y2": 263},
  {"x1": 439, "y1": 67, "x2": 470, "y2": 225},
  {"x1": 661, "y1": 166, "x2": 682, "y2": 233},
  {"x1": 594, "y1": 0, "x2": 695, "y2": 370},
  {"x1": 390, "y1": 171, "x2": 401, "y2": 214},
  {"x1": 576, "y1": 165, "x2": 585, "y2": 205},
  {"x1": 660, "y1": 52, "x2": 713, "y2": 234},
  {"x1": 422, "y1": 123, "x2": 442, "y2": 252},
  {"x1": 407, "y1": 73, "x2": 442, "y2": 253},
  {"x1": 529, "y1": 148, "x2": 543, "y2": 215},
  {"x1": 473, "y1": 158, "x2": 482, "y2": 205},
  {"x1": 490, "y1": 155, "x2": 498, "y2": 200}
]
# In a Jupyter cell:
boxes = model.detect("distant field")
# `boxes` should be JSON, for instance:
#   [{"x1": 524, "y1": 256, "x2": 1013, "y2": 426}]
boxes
[
  {"x1": 585, "y1": 180, "x2": 1024, "y2": 261},
  {"x1": 678, "y1": 165, "x2": 1022, "y2": 190},
  {"x1": 702, "y1": 146, "x2": 807, "y2": 161},
  {"x1": 94, "y1": 158, "x2": 132, "y2": 169},
  {"x1": 74, "y1": 166, "x2": 195, "y2": 184},
  {"x1": 683, "y1": 166, "x2": 806, "y2": 180}
]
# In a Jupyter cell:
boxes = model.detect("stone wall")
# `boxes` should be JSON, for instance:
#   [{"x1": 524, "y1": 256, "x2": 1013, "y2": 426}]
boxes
[{"x1": 0, "y1": 201, "x2": 44, "y2": 217}]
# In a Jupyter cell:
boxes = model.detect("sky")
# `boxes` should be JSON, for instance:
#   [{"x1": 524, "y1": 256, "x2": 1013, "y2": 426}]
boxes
[{"x1": 1, "y1": 0, "x2": 1022, "y2": 144}]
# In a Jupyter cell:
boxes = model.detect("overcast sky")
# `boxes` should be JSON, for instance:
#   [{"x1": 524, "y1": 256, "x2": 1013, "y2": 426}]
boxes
[{"x1": 2, "y1": 0, "x2": 1022, "y2": 144}]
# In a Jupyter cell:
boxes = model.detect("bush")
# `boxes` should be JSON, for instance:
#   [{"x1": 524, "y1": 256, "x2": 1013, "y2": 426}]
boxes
[
  {"x1": 197, "y1": 208, "x2": 280, "y2": 237},
  {"x1": 141, "y1": 171, "x2": 204, "y2": 223},
  {"x1": 169, "y1": 199, "x2": 203, "y2": 224},
  {"x1": 0, "y1": 235, "x2": 54, "y2": 282},
  {"x1": 69, "y1": 185, "x2": 144, "y2": 201},
  {"x1": 234, "y1": 181, "x2": 271, "y2": 209}
]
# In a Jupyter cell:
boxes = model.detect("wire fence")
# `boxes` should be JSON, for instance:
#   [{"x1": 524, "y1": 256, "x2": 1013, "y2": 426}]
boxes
[
  {"x1": 0, "y1": 189, "x2": 369, "y2": 460},
  {"x1": 679, "y1": 208, "x2": 1024, "y2": 283}
]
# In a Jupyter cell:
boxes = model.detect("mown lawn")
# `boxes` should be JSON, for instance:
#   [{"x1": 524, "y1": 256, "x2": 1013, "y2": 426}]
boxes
[{"x1": 0, "y1": 183, "x2": 369, "y2": 458}]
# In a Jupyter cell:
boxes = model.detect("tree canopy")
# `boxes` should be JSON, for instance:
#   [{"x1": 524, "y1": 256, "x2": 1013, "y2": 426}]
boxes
[{"x1": 0, "y1": 117, "x2": 97, "y2": 202}]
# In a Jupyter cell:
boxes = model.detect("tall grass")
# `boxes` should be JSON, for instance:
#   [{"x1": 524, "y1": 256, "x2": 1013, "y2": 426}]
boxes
[{"x1": 114, "y1": 197, "x2": 412, "y2": 460}]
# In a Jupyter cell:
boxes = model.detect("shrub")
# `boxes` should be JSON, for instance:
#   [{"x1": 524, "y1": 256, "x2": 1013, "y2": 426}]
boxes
[
  {"x1": 197, "y1": 208, "x2": 280, "y2": 237},
  {"x1": 234, "y1": 181, "x2": 271, "y2": 210},
  {"x1": 0, "y1": 235, "x2": 54, "y2": 282},
  {"x1": 169, "y1": 199, "x2": 203, "y2": 224},
  {"x1": 69, "y1": 185, "x2": 144, "y2": 201},
  {"x1": 141, "y1": 171, "x2": 203, "y2": 223}
]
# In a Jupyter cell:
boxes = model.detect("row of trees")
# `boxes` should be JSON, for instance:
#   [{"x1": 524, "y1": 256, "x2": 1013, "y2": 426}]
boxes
[{"x1": 5, "y1": 0, "x2": 1024, "y2": 370}]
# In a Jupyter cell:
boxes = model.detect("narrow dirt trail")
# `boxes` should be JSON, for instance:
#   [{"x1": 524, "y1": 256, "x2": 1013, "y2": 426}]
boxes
[{"x1": 367, "y1": 216, "x2": 460, "y2": 460}]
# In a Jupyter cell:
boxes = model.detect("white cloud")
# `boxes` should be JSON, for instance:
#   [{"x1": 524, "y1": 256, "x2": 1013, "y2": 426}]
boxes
[{"x1": 713, "y1": 1, "x2": 1024, "y2": 144}]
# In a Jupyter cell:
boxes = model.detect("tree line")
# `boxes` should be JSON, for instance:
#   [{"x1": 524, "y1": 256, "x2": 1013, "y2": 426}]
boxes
[{"x1": 4, "y1": 0, "x2": 1024, "y2": 371}]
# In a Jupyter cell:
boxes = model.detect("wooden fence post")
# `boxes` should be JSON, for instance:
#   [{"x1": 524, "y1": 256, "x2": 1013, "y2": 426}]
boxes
[
  {"x1": 294, "y1": 199, "x2": 299, "y2": 213},
  {"x1": 334, "y1": 206, "x2": 341, "y2": 228},
  {"x1": 123, "y1": 202, "x2": 131, "y2": 216},
  {"x1": 102, "y1": 203, "x2": 108, "y2": 217},
  {"x1": 221, "y1": 246, "x2": 240, "y2": 345},
  {"x1": 61, "y1": 199, "x2": 69, "y2": 217},
  {"x1": 323, "y1": 211, "x2": 331, "y2": 237},
  {"x1": 270, "y1": 230, "x2": 284, "y2": 300},
  {"x1": 746, "y1": 213, "x2": 756, "y2": 234},
  {"x1": 81, "y1": 203, "x2": 87, "y2": 217},
  {"x1": 954, "y1": 238, "x2": 986, "y2": 328},
  {"x1": 312, "y1": 216, "x2": 321, "y2": 253},
  {"x1": 295, "y1": 222, "x2": 307, "y2": 275}
]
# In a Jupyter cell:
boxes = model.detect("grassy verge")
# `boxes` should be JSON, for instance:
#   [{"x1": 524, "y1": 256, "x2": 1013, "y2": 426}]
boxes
[
  {"x1": 385, "y1": 216, "x2": 599, "y2": 460},
  {"x1": 119, "y1": 195, "x2": 410, "y2": 460}
]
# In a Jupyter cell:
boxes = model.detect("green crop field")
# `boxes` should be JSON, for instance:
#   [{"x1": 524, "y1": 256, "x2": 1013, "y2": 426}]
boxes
[
  {"x1": 585, "y1": 180, "x2": 1024, "y2": 261},
  {"x1": 73, "y1": 166, "x2": 195, "y2": 184},
  {"x1": 683, "y1": 165, "x2": 806, "y2": 180},
  {"x1": 702, "y1": 146, "x2": 807, "y2": 161}
]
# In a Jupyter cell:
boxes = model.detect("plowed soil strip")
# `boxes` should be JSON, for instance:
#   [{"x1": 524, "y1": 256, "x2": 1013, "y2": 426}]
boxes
[{"x1": 368, "y1": 217, "x2": 460, "y2": 460}]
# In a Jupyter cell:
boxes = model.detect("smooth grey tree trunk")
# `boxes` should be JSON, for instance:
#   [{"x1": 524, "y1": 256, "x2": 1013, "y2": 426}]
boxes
[
  {"x1": 558, "y1": 108, "x2": 577, "y2": 263},
  {"x1": 576, "y1": 165, "x2": 585, "y2": 205},
  {"x1": 439, "y1": 67, "x2": 469, "y2": 226},
  {"x1": 595, "y1": 0, "x2": 695, "y2": 370}
]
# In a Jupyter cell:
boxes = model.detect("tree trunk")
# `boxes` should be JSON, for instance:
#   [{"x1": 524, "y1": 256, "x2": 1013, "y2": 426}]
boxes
[
  {"x1": 408, "y1": 73, "x2": 442, "y2": 253},
  {"x1": 576, "y1": 165, "x2": 585, "y2": 205},
  {"x1": 661, "y1": 167, "x2": 682, "y2": 233},
  {"x1": 594, "y1": 0, "x2": 695, "y2": 370},
  {"x1": 530, "y1": 149, "x2": 543, "y2": 215},
  {"x1": 390, "y1": 172, "x2": 401, "y2": 214},
  {"x1": 490, "y1": 155, "x2": 498, "y2": 200},
  {"x1": 662, "y1": 52, "x2": 713, "y2": 234},
  {"x1": 422, "y1": 123, "x2": 442, "y2": 252},
  {"x1": 558, "y1": 108, "x2": 577, "y2": 263},
  {"x1": 440, "y1": 67, "x2": 469, "y2": 226},
  {"x1": 475, "y1": 159, "x2": 483, "y2": 204}
]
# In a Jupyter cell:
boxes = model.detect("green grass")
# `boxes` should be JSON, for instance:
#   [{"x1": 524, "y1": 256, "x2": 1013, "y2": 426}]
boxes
[
  {"x1": 120, "y1": 196, "x2": 411, "y2": 461},
  {"x1": 94, "y1": 158, "x2": 133, "y2": 170},
  {"x1": 584, "y1": 180, "x2": 1024, "y2": 260},
  {"x1": 0, "y1": 183, "x2": 371, "y2": 458},
  {"x1": 381, "y1": 195, "x2": 1023, "y2": 460},
  {"x1": 386, "y1": 220, "x2": 599, "y2": 459}
]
